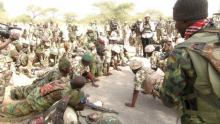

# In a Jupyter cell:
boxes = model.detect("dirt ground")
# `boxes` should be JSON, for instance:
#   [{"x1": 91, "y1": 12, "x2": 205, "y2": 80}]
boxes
[{"x1": 82, "y1": 66, "x2": 177, "y2": 124}]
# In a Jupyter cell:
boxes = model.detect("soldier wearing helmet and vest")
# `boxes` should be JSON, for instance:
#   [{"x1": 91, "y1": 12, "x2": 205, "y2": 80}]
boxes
[{"x1": 144, "y1": 0, "x2": 220, "y2": 123}]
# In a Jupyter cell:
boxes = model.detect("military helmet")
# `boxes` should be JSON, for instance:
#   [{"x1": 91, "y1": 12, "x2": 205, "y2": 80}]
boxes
[
  {"x1": 58, "y1": 56, "x2": 71, "y2": 70},
  {"x1": 129, "y1": 59, "x2": 143, "y2": 70},
  {"x1": 145, "y1": 45, "x2": 155, "y2": 53},
  {"x1": 96, "y1": 116, "x2": 122, "y2": 124},
  {"x1": 82, "y1": 53, "x2": 93, "y2": 62}
]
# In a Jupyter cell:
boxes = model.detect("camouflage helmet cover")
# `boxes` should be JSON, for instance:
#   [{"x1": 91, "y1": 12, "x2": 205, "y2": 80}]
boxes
[{"x1": 58, "y1": 56, "x2": 71, "y2": 70}]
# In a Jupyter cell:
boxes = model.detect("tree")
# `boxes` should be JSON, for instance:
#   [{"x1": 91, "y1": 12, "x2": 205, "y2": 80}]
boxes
[
  {"x1": 63, "y1": 12, "x2": 77, "y2": 24},
  {"x1": 45, "y1": 7, "x2": 59, "y2": 18},
  {"x1": 14, "y1": 14, "x2": 32, "y2": 23},
  {"x1": 26, "y1": 5, "x2": 46, "y2": 19},
  {"x1": 92, "y1": 1, "x2": 134, "y2": 24},
  {"x1": 0, "y1": 1, "x2": 9, "y2": 23}
]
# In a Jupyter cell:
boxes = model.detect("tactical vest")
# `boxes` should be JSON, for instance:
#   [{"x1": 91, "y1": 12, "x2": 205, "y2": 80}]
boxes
[{"x1": 176, "y1": 28, "x2": 220, "y2": 123}]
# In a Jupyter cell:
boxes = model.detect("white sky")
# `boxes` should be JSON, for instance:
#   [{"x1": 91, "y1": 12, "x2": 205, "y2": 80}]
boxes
[{"x1": 2, "y1": 0, "x2": 220, "y2": 19}]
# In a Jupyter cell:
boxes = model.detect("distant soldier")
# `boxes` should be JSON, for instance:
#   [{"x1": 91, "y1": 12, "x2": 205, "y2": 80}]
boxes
[
  {"x1": 140, "y1": 14, "x2": 154, "y2": 57},
  {"x1": 131, "y1": 19, "x2": 142, "y2": 56}
]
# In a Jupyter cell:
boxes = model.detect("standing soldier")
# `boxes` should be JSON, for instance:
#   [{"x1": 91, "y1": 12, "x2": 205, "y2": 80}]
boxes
[
  {"x1": 144, "y1": 0, "x2": 220, "y2": 123},
  {"x1": 140, "y1": 14, "x2": 154, "y2": 57}
]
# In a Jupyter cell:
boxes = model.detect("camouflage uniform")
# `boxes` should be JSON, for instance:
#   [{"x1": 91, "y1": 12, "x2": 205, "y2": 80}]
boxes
[
  {"x1": 0, "y1": 81, "x2": 85, "y2": 118},
  {"x1": 159, "y1": 48, "x2": 197, "y2": 123},
  {"x1": 10, "y1": 57, "x2": 71, "y2": 100},
  {"x1": 72, "y1": 61, "x2": 90, "y2": 78},
  {"x1": 150, "y1": 51, "x2": 162, "y2": 70},
  {"x1": 134, "y1": 67, "x2": 155, "y2": 91},
  {"x1": 10, "y1": 68, "x2": 64, "y2": 100}
]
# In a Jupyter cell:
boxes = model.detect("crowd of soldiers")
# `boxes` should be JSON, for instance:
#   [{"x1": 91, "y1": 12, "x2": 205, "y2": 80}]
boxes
[
  {"x1": 0, "y1": 0, "x2": 219, "y2": 122},
  {"x1": 0, "y1": 15, "x2": 180, "y2": 123}
]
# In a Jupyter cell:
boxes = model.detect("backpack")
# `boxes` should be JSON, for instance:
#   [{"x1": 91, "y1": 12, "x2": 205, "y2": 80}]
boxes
[{"x1": 175, "y1": 27, "x2": 220, "y2": 123}]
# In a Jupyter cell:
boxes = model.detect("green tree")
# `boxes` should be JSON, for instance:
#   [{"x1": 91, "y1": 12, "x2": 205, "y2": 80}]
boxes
[
  {"x1": 0, "y1": 1, "x2": 8, "y2": 23},
  {"x1": 27, "y1": 5, "x2": 45, "y2": 19},
  {"x1": 92, "y1": 1, "x2": 134, "y2": 24},
  {"x1": 14, "y1": 14, "x2": 32, "y2": 23},
  {"x1": 45, "y1": 7, "x2": 59, "y2": 18},
  {"x1": 63, "y1": 12, "x2": 77, "y2": 24}
]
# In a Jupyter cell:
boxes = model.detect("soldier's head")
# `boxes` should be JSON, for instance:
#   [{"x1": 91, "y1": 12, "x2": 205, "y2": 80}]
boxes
[
  {"x1": 129, "y1": 60, "x2": 143, "y2": 74},
  {"x1": 144, "y1": 14, "x2": 150, "y2": 22},
  {"x1": 10, "y1": 50, "x2": 19, "y2": 61},
  {"x1": 96, "y1": 116, "x2": 122, "y2": 124},
  {"x1": 58, "y1": 56, "x2": 71, "y2": 75},
  {"x1": 70, "y1": 76, "x2": 87, "y2": 90},
  {"x1": 81, "y1": 53, "x2": 93, "y2": 66},
  {"x1": 173, "y1": 0, "x2": 208, "y2": 37}
]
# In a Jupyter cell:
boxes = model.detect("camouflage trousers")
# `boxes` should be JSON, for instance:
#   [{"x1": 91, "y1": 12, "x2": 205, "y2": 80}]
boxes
[
  {"x1": 90, "y1": 60, "x2": 103, "y2": 77},
  {"x1": 10, "y1": 85, "x2": 36, "y2": 100},
  {"x1": 0, "y1": 100, "x2": 33, "y2": 117},
  {"x1": 0, "y1": 71, "x2": 12, "y2": 103}
]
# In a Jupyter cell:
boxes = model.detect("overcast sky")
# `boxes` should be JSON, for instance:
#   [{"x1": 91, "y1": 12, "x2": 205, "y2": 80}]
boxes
[{"x1": 2, "y1": 0, "x2": 220, "y2": 18}]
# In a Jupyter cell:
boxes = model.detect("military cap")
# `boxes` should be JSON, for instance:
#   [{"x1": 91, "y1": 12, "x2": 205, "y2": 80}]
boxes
[
  {"x1": 129, "y1": 60, "x2": 143, "y2": 70},
  {"x1": 145, "y1": 45, "x2": 155, "y2": 53}
]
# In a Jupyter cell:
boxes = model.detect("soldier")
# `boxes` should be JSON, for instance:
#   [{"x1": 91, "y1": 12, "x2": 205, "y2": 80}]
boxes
[
  {"x1": 86, "y1": 28, "x2": 98, "y2": 48},
  {"x1": 72, "y1": 53, "x2": 99, "y2": 87},
  {"x1": 145, "y1": 45, "x2": 161, "y2": 70},
  {"x1": 131, "y1": 19, "x2": 142, "y2": 56},
  {"x1": 156, "y1": 17, "x2": 164, "y2": 42},
  {"x1": 122, "y1": 21, "x2": 131, "y2": 46},
  {"x1": 0, "y1": 76, "x2": 86, "y2": 118},
  {"x1": 140, "y1": 14, "x2": 154, "y2": 57},
  {"x1": 10, "y1": 56, "x2": 72, "y2": 100},
  {"x1": 125, "y1": 60, "x2": 164, "y2": 107},
  {"x1": 144, "y1": 0, "x2": 220, "y2": 123}
]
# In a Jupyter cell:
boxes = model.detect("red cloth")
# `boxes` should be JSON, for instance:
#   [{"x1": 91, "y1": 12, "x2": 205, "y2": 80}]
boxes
[{"x1": 184, "y1": 19, "x2": 209, "y2": 39}]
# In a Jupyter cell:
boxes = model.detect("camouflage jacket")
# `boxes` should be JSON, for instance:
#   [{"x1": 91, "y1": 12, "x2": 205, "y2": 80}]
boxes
[
  {"x1": 160, "y1": 48, "x2": 196, "y2": 106},
  {"x1": 27, "y1": 82, "x2": 85, "y2": 112}
]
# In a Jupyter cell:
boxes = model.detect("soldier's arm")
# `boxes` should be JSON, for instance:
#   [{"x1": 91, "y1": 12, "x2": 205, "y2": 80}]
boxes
[{"x1": 159, "y1": 49, "x2": 196, "y2": 108}]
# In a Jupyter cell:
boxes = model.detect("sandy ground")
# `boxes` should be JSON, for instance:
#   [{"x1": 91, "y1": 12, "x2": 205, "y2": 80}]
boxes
[
  {"x1": 1, "y1": 66, "x2": 177, "y2": 124},
  {"x1": 82, "y1": 66, "x2": 177, "y2": 124}
]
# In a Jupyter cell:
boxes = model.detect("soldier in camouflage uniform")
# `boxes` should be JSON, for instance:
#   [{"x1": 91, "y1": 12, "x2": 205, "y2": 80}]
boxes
[
  {"x1": 144, "y1": 0, "x2": 220, "y2": 123},
  {"x1": 125, "y1": 60, "x2": 164, "y2": 107},
  {"x1": 72, "y1": 53, "x2": 99, "y2": 87},
  {"x1": 0, "y1": 76, "x2": 86, "y2": 118},
  {"x1": 10, "y1": 56, "x2": 72, "y2": 100}
]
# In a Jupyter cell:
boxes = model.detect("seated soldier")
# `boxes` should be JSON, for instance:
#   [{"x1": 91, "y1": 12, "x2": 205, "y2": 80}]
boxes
[
  {"x1": 10, "y1": 56, "x2": 72, "y2": 100},
  {"x1": 125, "y1": 60, "x2": 164, "y2": 107},
  {"x1": 72, "y1": 53, "x2": 99, "y2": 87},
  {"x1": 0, "y1": 76, "x2": 87, "y2": 118}
]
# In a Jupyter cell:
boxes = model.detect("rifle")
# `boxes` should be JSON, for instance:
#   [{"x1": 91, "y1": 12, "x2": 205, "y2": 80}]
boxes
[{"x1": 85, "y1": 101, "x2": 119, "y2": 114}]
